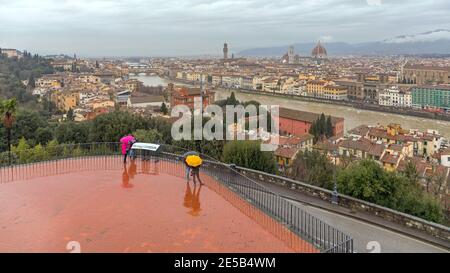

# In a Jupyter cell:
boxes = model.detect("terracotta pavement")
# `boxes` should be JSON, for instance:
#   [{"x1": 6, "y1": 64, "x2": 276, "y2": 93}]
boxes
[{"x1": 0, "y1": 157, "x2": 318, "y2": 253}]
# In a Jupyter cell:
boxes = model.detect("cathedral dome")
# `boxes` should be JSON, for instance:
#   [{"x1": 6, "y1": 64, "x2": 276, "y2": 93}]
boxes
[{"x1": 311, "y1": 41, "x2": 327, "y2": 58}]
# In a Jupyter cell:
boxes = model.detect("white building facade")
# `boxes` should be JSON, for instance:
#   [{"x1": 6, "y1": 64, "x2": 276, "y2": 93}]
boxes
[{"x1": 378, "y1": 86, "x2": 411, "y2": 108}]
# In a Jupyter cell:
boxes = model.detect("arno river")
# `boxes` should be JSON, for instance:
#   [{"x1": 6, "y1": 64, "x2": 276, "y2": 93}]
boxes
[
  {"x1": 130, "y1": 74, "x2": 170, "y2": 86},
  {"x1": 216, "y1": 90, "x2": 450, "y2": 139},
  {"x1": 132, "y1": 75, "x2": 450, "y2": 139}
]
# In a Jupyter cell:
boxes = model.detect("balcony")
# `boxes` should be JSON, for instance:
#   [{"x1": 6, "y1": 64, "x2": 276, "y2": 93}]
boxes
[{"x1": 0, "y1": 143, "x2": 352, "y2": 253}]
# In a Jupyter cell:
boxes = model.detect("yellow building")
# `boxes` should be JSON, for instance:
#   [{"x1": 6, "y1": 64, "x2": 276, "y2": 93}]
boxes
[
  {"x1": 380, "y1": 146, "x2": 404, "y2": 172},
  {"x1": 386, "y1": 123, "x2": 408, "y2": 136},
  {"x1": 51, "y1": 91, "x2": 79, "y2": 112},
  {"x1": 323, "y1": 85, "x2": 348, "y2": 100},
  {"x1": 89, "y1": 99, "x2": 115, "y2": 110},
  {"x1": 176, "y1": 71, "x2": 184, "y2": 80},
  {"x1": 262, "y1": 77, "x2": 279, "y2": 92},
  {"x1": 299, "y1": 74, "x2": 316, "y2": 81},
  {"x1": 275, "y1": 147, "x2": 300, "y2": 171},
  {"x1": 36, "y1": 76, "x2": 63, "y2": 88},
  {"x1": 124, "y1": 79, "x2": 141, "y2": 92},
  {"x1": 186, "y1": 72, "x2": 202, "y2": 82},
  {"x1": 306, "y1": 80, "x2": 328, "y2": 97}
]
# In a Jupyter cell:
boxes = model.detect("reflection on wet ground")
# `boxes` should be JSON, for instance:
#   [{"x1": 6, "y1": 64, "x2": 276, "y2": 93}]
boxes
[
  {"x1": 184, "y1": 183, "x2": 202, "y2": 217},
  {"x1": 0, "y1": 156, "x2": 317, "y2": 253}
]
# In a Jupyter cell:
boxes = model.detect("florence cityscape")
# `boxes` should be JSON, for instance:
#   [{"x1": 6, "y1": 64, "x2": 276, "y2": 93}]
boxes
[{"x1": 0, "y1": 0, "x2": 449, "y2": 259}]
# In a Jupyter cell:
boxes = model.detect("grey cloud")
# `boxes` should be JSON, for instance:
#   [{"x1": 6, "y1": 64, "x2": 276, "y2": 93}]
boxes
[{"x1": 0, "y1": 0, "x2": 448, "y2": 56}]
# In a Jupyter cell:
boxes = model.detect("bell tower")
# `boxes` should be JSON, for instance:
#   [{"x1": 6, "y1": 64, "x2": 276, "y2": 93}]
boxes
[{"x1": 223, "y1": 42, "x2": 228, "y2": 59}]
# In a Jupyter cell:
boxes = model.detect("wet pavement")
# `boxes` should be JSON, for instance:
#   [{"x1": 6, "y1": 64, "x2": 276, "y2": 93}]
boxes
[{"x1": 0, "y1": 157, "x2": 316, "y2": 253}]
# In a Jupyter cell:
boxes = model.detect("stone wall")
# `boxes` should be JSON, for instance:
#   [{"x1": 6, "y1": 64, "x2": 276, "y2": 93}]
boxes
[{"x1": 236, "y1": 166, "x2": 450, "y2": 244}]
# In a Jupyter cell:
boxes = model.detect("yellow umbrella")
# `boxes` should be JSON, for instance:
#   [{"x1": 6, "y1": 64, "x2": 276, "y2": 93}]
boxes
[{"x1": 185, "y1": 155, "x2": 203, "y2": 167}]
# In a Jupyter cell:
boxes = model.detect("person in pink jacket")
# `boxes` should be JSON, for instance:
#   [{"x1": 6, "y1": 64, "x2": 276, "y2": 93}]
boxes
[{"x1": 120, "y1": 135, "x2": 135, "y2": 164}]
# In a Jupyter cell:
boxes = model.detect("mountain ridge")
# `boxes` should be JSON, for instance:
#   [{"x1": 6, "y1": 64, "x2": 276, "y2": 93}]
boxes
[{"x1": 238, "y1": 29, "x2": 450, "y2": 57}]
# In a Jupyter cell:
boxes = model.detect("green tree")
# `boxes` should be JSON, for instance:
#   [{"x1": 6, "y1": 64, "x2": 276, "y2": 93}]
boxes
[
  {"x1": 402, "y1": 160, "x2": 420, "y2": 185},
  {"x1": 289, "y1": 150, "x2": 334, "y2": 189},
  {"x1": 319, "y1": 113, "x2": 326, "y2": 136},
  {"x1": 0, "y1": 51, "x2": 53, "y2": 102},
  {"x1": 326, "y1": 116, "x2": 333, "y2": 137},
  {"x1": 337, "y1": 160, "x2": 390, "y2": 203},
  {"x1": 160, "y1": 102, "x2": 168, "y2": 115},
  {"x1": 36, "y1": 127, "x2": 54, "y2": 145},
  {"x1": 41, "y1": 96, "x2": 58, "y2": 117},
  {"x1": 56, "y1": 122, "x2": 90, "y2": 144},
  {"x1": 309, "y1": 120, "x2": 317, "y2": 142},
  {"x1": 12, "y1": 110, "x2": 49, "y2": 147},
  {"x1": 88, "y1": 111, "x2": 151, "y2": 143},
  {"x1": 66, "y1": 108, "x2": 75, "y2": 121},
  {"x1": 309, "y1": 113, "x2": 333, "y2": 143},
  {"x1": 12, "y1": 137, "x2": 30, "y2": 163},
  {"x1": 337, "y1": 159, "x2": 443, "y2": 223},
  {"x1": 46, "y1": 139, "x2": 61, "y2": 159},
  {"x1": 226, "y1": 92, "x2": 238, "y2": 106},
  {"x1": 31, "y1": 144, "x2": 47, "y2": 162},
  {"x1": 27, "y1": 74, "x2": 36, "y2": 89},
  {"x1": 222, "y1": 141, "x2": 277, "y2": 174},
  {"x1": 72, "y1": 145, "x2": 83, "y2": 157},
  {"x1": 133, "y1": 129, "x2": 163, "y2": 143},
  {"x1": 0, "y1": 98, "x2": 17, "y2": 163}
]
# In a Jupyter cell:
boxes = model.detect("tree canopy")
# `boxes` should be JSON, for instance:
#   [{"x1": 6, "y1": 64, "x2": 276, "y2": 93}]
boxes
[
  {"x1": 309, "y1": 113, "x2": 334, "y2": 143},
  {"x1": 337, "y1": 159, "x2": 444, "y2": 223},
  {"x1": 222, "y1": 140, "x2": 277, "y2": 174}
]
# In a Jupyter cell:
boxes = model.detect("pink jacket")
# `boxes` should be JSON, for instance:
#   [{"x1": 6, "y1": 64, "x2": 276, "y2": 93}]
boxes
[{"x1": 120, "y1": 135, "x2": 135, "y2": 155}]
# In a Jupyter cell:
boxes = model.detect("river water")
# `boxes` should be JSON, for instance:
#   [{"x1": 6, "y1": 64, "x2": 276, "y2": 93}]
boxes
[
  {"x1": 129, "y1": 75, "x2": 170, "y2": 87},
  {"x1": 216, "y1": 89, "x2": 450, "y2": 139},
  {"x1": 131, "y1": 75, "x2": 450, "y2": 139}
]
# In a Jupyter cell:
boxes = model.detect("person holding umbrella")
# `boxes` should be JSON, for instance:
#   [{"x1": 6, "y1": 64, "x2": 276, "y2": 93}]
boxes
[
  {"x1": 182, "y1": 151, "x2": 199, "y2": 182},
  {"x1": 120, "y1": 134, "x2": 135, "y2": 164},
  {"x1": 185, "y1": 154, "x2": 203, "y2": 185}
]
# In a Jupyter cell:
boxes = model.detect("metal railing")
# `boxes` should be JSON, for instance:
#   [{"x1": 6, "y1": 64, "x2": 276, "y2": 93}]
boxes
[
  {"x1": 199, "y1": 160, "x2": 353, "y2": 253},
  {"x1": 0, "y1": 142, "x2": 353, "y2": 253}
]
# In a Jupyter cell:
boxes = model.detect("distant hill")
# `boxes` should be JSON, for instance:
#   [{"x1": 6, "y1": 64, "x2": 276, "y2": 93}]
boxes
[{"x1": 238, "y1": 29, "x2": 450, "y2": 57}]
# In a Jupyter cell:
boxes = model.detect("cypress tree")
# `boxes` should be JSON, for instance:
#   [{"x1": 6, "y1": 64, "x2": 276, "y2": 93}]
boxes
[
  {"x1": 326, "y1": 115, "x2": 333, "y2": 137},
  {"x1": 28, "y1": 74, "x2": 36, "y2": 89},
  {"x1": 319, "y1": 113, "x2": 326, "y2": 136}
]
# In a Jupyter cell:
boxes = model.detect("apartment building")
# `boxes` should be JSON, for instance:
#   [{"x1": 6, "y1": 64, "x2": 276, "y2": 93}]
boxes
[{"x1": 379, "y1": 86, "x2": 412, "y2": 108}]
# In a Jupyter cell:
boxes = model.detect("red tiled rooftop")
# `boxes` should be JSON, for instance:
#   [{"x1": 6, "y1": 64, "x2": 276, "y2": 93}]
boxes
[
  {"x1": 380, "y1": 153, "x2": 401, "y2": 165},
  {"x1": 274, "y1": 146, "x2": 300, "y2": 159}
]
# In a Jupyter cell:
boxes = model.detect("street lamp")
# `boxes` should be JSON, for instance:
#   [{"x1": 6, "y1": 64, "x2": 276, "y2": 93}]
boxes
[{"x1": 331, "y1": 150, "x2": 339, "y2": 205}]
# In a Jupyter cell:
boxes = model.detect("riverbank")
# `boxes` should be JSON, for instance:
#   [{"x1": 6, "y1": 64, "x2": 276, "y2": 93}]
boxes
[
  {"x1": 155, "y1": 75, "x2": 450, "y2": 138},
  {"x1": 235, "y1": 89, "x2": 450, "y2": 122},
  {"x1": 163, "y1": 76, "x2": 450, "y2": 122}
]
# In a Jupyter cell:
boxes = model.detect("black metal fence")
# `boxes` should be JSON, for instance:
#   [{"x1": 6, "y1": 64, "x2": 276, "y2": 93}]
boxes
[
  {"x1": 0, "y1": 142, "x2": 353, "y2": 253},
  {"x1": 199, "y1": 160, "x2": 353, "y2": 253}
]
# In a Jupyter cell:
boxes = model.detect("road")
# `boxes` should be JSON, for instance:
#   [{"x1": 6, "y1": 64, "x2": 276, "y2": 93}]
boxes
[
  {"x1": 288, "y1": 200, "x2": 448, "y2": 253},
  {"x1": 215, "y1": 173, "x2": 449, "y2": 253}
]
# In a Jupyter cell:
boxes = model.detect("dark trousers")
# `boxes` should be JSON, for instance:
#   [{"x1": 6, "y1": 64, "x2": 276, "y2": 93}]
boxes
[{"x1": 192, "y1": 168, "x2": 203, "y2": 185}]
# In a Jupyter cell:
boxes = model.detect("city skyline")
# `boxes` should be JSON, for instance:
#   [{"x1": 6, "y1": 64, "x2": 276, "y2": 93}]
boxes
[{"x1": 1, "y1": 0, "x2": 450, "y2": 57}]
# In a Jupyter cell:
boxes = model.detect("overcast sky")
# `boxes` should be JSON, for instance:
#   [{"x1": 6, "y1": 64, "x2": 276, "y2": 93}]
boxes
[{"x1": 0, "y1": 0, "x2": 449, "y2": 57}]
